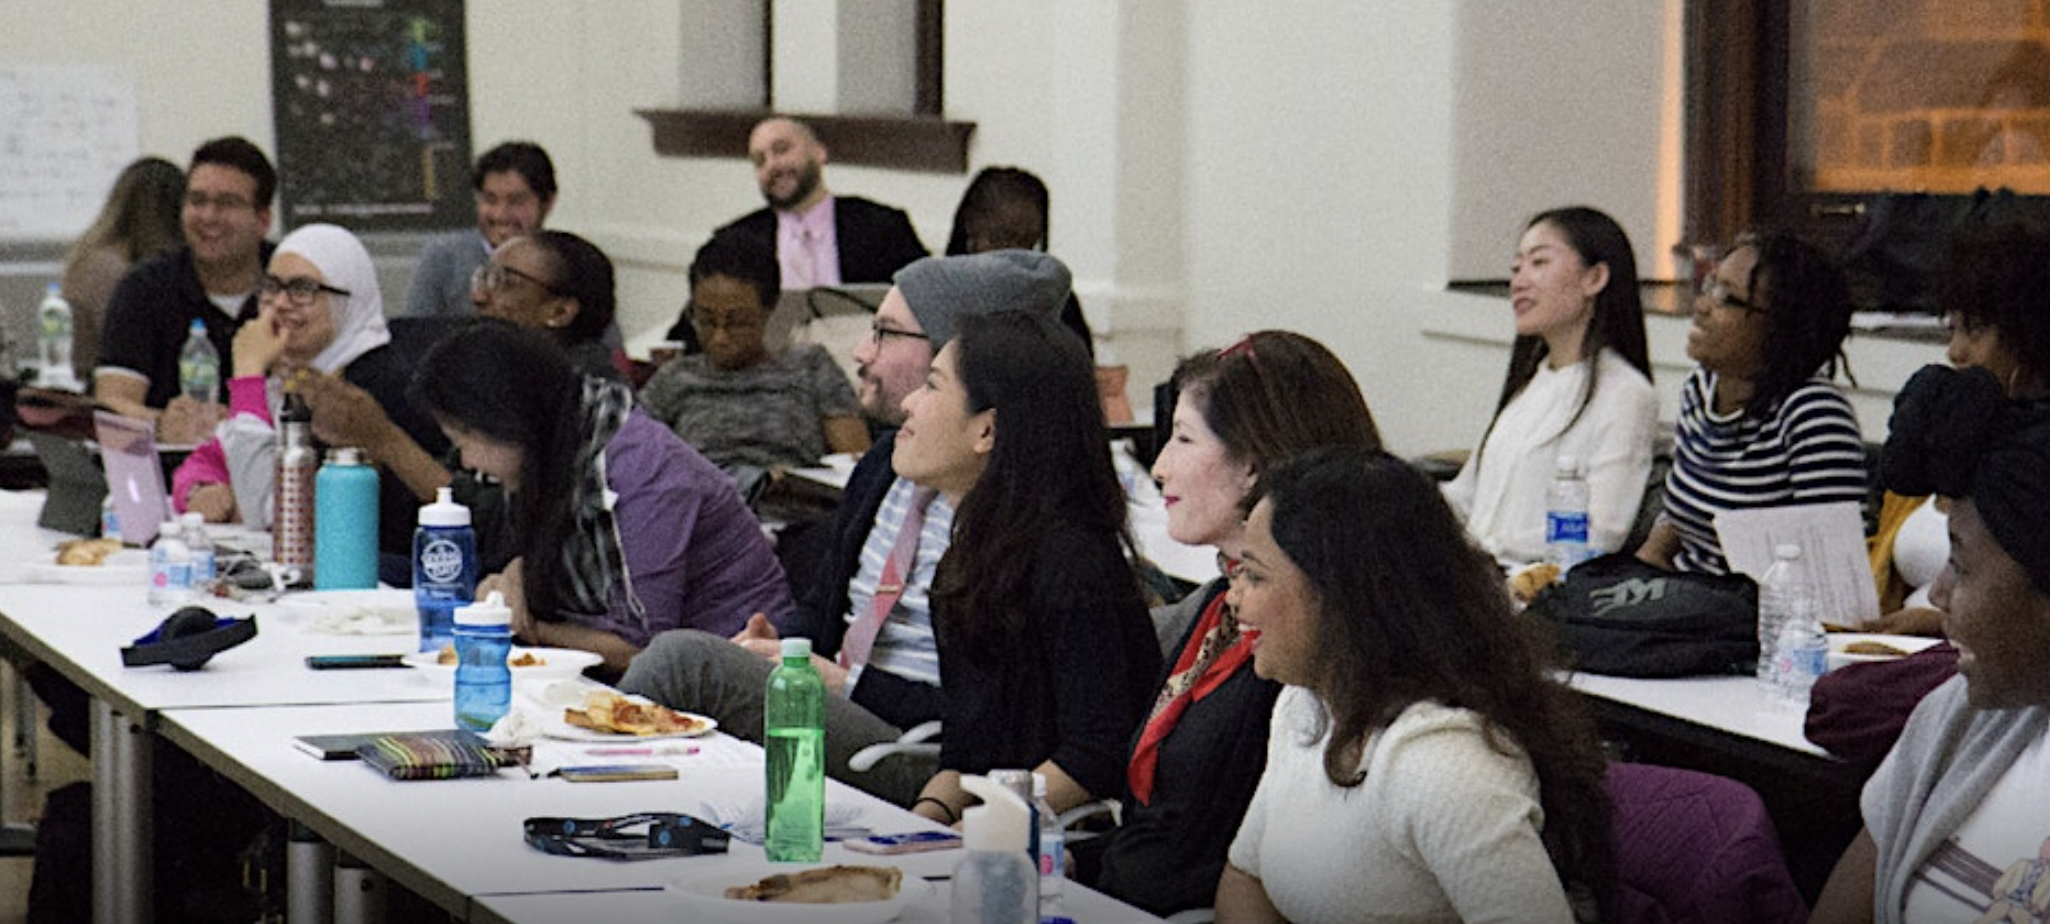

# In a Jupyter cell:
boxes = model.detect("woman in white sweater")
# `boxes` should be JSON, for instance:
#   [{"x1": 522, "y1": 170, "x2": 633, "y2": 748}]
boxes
[
  {"x1": 1443, "y1": 206, "x2": 1657, "y2": 564},
  {"x1": 1218, "y1": 448, "x2": 1614, "y2": 924}
]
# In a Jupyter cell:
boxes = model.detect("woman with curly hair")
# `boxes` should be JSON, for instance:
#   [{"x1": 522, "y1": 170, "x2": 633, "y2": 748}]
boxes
[
  {"x1": 1218, "y1": 447, "x2": 1614, "y2": 924},
  {"x1": 1636, "y1": 231, "x2": 1868, "y2": 574}
]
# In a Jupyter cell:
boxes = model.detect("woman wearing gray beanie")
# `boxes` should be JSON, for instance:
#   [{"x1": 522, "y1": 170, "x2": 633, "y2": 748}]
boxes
[{"x1": 1812, "y1": 365, "x2": 2050, "y2": 924}]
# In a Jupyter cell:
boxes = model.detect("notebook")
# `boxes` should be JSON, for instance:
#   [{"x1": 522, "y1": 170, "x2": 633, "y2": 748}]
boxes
[{"x1": 93, "y1": 411, "x2": 170, "y2": 546}]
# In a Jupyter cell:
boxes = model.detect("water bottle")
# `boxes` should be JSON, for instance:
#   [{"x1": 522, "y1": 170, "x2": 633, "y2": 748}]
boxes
[
  {"x1": 179, "y1": 511, "x2": 215, "y2": 591},
  {"x1": 273, "y1": 392, "x2": 317, "y2": 587},
  {"x1": 314, "y1": 448, "x2": 379, "y2": 590},
  {"x1": 101, "y1": 495, "x2": 121, "y2": 542},
  {"x1": 1771, "y1": 611, "x2": 1829, "y2": 708},
  {"x1": 413, "y1": 487, "x2": 476, "y2": 653},
  {"x1": 991, "y1": 769, "x2": 1039, "y2": 862},
  {"x1": 764, "y1": 637, "x2": 826, "y2": 863},
  {"x1": 1756, "y1": 543, "x2": 1805, "y2": 685},
  {"x1": 452, "y1": 592, "x2": 513, "y2": 733},
  {"x1": 1032, "y1": 773, "x2": 1067, "y2": 922},
  {"x1": 178, "y1": 319, "x2": 220, "y2": 403},
  {"x1": 952, "y1": 774, "x2": 1039, "y2": 924},
  {"x1": 1545, "y1": 454, "x2": 1592, "y2": 569},
  {"x1": 35, "y1": 283, "x2": 77, "y2": 390},
  {"x1": 146, "y1": 519, "x2": 193, "y2": 607}
]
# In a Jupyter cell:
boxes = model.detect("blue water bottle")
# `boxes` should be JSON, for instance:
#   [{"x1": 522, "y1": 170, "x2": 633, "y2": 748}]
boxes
[
  {"x1": 314, "y1": 448, "x2": 379, "y2": 590},
  {"x1": 413, "y1": 486, "x2": 476, "y2": 652},
  {"x1": 452, "y1": 591, "x2": 513, "y2": 732}
]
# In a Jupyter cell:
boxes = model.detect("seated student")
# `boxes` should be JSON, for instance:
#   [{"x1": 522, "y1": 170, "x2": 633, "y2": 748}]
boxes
[
  {"x1": 62, "y1": 156, "x2": 186, "y2": 382},
  {"x1": 404, "y1": 141, "x2": 555, "y2": 319},
  {"x1": 944, "y1": 166, "x2": 1095, "y2": 357},
  {"x1": 1078, "y1": 330, "x2": 1383, "y2": 918},
  {"x1": 170, "y1": 223, "x2": 446, "y2": 554},
  {"x1": 890, "y1": 309, "x2": 1158, "y2": 823},
  {"x1": 1806, "y1": 221, "x2": 2050, "y2": 776},
  {"x1": 410, "y1": 321, "x2": 793, "y2": 677},
  {"x1": 470, "y1": 230, "x2": 629, "y2": 382},
  {"x1": 1809, "y1": 367, "x2": 2050, "y2": 924},
  {"x1": 1217, "y1": 448, "x2": 1616, "y2": 924},
  {"x1": 640, "y1": 231, "x2": 869, "y2": 480},
  {"x1": 618, "y1": 250, "x2": 1077, "y2": 807},
  {"x1": 1636, "y1": 231, "x2": 1868, "y2": 574},
  {"x1": 1442, "y1": 206, "x2": 1657, "y2": 564}
]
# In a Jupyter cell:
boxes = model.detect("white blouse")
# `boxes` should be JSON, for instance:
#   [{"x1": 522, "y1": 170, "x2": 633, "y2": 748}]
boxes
[{"x1": 1442, "y1": 348, "x2": 1658, "y2": 564}]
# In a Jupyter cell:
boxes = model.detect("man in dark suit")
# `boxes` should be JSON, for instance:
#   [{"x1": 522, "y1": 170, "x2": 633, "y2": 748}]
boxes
[{"x1": 715, "y1": 116, "x2": 928, "y2": 289}]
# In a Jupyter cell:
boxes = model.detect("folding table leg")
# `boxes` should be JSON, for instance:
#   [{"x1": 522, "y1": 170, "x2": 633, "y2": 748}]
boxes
[
  {"x1": 287, "y1": 822, "x2": 335, "y2": 924},
  {"x1": 91, "y1": 698, "x2": 152, "y2": 924},
  {"x1": 333, "y1": 852, "x2": 386, "y2": 924}
]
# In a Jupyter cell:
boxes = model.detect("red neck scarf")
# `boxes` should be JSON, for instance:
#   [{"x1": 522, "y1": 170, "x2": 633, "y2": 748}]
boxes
[{"x1": 1127, "y1": 586, "x2": 1253, "y2": 805}]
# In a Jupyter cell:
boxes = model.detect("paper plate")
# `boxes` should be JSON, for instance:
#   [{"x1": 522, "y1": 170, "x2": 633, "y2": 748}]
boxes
[
  {"x1": 22, "y1": 549, "x2": 149, "y2": 585},
  {"x1": 400, "y1": 647, "x2": 604, "y2": 682},
  {"x1": 665, "y1": 863, "x2": 925, "y2": 924},
  {"x1": 275, "y1": 589, "x2": 418, "y2": 635},
  {"x1": 541, "y1": 700, "x2": 718, "y2": 741},
  {"x1": 1826, "y1": 632, "x2": 1941, "y2": 672}
]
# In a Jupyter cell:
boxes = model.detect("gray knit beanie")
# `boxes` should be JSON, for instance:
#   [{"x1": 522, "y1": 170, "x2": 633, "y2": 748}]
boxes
[{"x1": 893, "y1": 249, "x2": 1071, "y2": 348}]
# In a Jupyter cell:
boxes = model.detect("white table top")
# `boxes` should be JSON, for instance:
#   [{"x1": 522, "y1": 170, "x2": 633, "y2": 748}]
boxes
[
  {"x1": 162, "y1": 699, "x2": 1161, "y2": 922},
  {"x1": 0, "y1": 581, "x2": 450, "y2": 720},
  {"x1": 471, "y1": 878, "x2": 1162, "y2": 924},
  {"x1": 1567, "y1": 671, "x2": 1830, "y2": 759}
]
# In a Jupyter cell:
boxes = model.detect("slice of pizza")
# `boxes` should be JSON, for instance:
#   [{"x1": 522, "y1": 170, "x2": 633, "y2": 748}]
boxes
[{"x1": 724, "y1": 865, "x2": 903, "y2": 903}]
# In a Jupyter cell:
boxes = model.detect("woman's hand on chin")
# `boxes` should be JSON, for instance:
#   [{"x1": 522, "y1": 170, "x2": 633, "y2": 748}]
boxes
[{"x1": 232, "y1": 303, "x2": 289, "y2": 379}]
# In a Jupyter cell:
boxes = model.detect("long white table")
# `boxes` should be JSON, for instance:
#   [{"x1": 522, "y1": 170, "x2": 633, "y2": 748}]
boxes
[
  {"x1": 1568, "y1": 671, "x2": 1829, "y2": 760},
  {"x1": 160, "y1": 699, "x2": 1163, "y2": 923}
]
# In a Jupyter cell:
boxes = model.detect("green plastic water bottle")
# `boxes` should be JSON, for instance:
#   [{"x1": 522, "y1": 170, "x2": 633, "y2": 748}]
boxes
[{"x1": 764, "y1": 637, "x2": 825, "y2": 862}]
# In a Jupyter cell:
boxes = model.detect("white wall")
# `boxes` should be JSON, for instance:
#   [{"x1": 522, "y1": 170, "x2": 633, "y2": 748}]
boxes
[{"x1": 8, "y1": 1, "x2": 1933, "y2": 453}]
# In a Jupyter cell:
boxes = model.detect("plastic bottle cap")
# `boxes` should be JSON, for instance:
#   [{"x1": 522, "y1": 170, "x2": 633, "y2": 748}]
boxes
[
  {"x1": 453, "y1": 590, "x2": 513, "y2": 627},
  {"x1": 1555, "y1": 454, "x2": 1579, "y2": 476},
  {"x1": 418, "y1": 486, "x2": 472, "y2": 527},
  {"x1": 180, "y1": 511, "x2": 204, "y2": 528},
  {"x1": 780, "y1": 637, "x2": 812, "y2": 659},
  {"x1": 958, "y1": 774, "x2": 1032, "y2": 853},
  {"x1": 1773, "y1": 543, "x2": 1802, "y2": 561}
]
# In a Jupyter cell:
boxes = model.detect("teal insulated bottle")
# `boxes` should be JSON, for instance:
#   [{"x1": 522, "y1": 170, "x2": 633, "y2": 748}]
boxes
[
  {"x1": 764, "y1": 637, "x2": 826, "y2": 862},
  {"x1": 313, "y1": 447, "x2": 379, "y2": 589}
]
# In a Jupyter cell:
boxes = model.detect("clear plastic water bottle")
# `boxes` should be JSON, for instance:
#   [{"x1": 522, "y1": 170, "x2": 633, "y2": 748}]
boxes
[
  {"x1": 764, "y1": 637, "x2": 826, "y2": 862},
  {"x1": 101, "y1": 495, "x2": 121, "y2": 541},
  {"x1": 1545, "y1": 454, "x2": 1593, "y2": 569},
  {"x1": 1032, "y1": 772, "x2": 1067, "y2": 922},
  {"x1": 1771, "y1": 612, "x2": 1829, "y2": 708},
  {"x1": 413, "y1": 487, "x2": 476, "y2": 653},
  {"x1": 314, "y1": 448, "x2": 379, "y2": 590},
  {"x1": 146, "y1": 519, "x2": 193, "y2": 607},
  {"x1": 179, "y1": 511, "x2": 215, "y2": 591},
  {"x1": 1756, "y1": 543, "x2": 1806, "y2": 685},
  {"x1": 35, "y1": 283, "x2": 76, "y2": 389},
  {"x1": 178, "y1": 319, "x2": 220, "y2": 403},
  {"x1": 452, "y1": 592, "x2": 513, "y2": 733}
]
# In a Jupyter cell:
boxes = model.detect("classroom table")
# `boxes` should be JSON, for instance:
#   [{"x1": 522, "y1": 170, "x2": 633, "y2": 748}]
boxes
[
  {"x1": 471, "y1": 878, "x2": 1162, "y2": 924},
  {"x1": 0, "y1": 507, "x2": 449, "y2": 924},
  {"x1": 160, "y1": 698, "x2": 1164, "y2": 923}
]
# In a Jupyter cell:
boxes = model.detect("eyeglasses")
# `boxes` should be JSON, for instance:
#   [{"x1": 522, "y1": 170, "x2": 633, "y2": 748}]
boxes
[
  {"x1": 258, "y1": 275, "x2": 349, "y2": 307},
  {"x1": 1696, "y1": 278, "x2": 1760, "y2": 314},
  {"x1": 185, "y1": 192, "x2": 255, "y2": 212},
  {"x1": 870, "y1": 321, "x2": 931, "y2": 347},
  {"x1": 472, "y1": 263, "x2": 564, "y2": 296}
]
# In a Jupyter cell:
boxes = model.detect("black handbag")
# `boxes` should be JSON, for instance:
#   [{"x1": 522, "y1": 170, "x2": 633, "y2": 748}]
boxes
[{"x1": 1526, "y1": 552, "x2": 1760, "y2": 678}]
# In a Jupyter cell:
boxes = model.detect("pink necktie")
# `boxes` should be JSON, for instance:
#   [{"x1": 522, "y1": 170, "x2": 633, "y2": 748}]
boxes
[{"x1": 839, "y1": 487, "x2": 936, "y2": 670}]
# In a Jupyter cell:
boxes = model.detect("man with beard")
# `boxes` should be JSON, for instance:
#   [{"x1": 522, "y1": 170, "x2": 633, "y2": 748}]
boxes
[{"x1": 714, "y1": 116, "x2": 928, "y2": 290}]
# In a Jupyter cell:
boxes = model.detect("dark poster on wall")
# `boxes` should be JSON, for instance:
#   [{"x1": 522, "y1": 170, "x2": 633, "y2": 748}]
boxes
[{"x1": 269, "y1": 0, "x2": 471, "y2": 231}]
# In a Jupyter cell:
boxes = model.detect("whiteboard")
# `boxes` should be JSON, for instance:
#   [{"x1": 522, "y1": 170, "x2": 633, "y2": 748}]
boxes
[{"x1": 0, "y1": 66, "x2": 139, "y2": 240}]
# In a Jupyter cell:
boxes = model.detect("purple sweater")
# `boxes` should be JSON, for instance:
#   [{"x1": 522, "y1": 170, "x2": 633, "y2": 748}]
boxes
[{"x1": 590, "y1": 411, "x2": 793, "y2": 646}]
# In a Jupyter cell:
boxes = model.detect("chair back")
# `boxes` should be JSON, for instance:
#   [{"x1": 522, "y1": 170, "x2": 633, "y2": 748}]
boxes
[{"x1": 1605, "y1": 762, "x2": 1808, "y2": 924}]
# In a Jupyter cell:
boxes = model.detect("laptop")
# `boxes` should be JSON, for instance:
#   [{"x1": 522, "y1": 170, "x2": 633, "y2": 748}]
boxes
[{"x1": 93, "y1": 411, "x2": 171, "y2": 546}]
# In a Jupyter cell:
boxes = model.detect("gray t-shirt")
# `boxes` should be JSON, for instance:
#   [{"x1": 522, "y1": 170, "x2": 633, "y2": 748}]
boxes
[{"x1": 638, "y1": 342, "x2": 860, "y2": 470}]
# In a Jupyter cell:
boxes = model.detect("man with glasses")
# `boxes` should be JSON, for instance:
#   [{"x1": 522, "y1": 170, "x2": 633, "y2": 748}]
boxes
[
  {"x1": 715, "y1": 116, "x2": 928, "y2": 291},
  {"x1": 619, "y1": 250, "x2": 1072, "y2": 806},
  {"x1": 94, "y1": 136, "x2": 276, "y2": 443},
  {"x1": 403, "y1": 141, "x2": 555, "y2": 318}
]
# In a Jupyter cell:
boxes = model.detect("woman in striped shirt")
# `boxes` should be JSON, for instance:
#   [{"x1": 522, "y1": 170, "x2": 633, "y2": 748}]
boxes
[{"x1": 1636, "y1": 232, "x2": 1868, "y2": 575}]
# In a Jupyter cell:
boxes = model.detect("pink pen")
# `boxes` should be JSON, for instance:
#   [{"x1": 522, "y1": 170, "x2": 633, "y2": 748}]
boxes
[{"x1": 585, "y1": 745, "x2": 699, "y2": 757}]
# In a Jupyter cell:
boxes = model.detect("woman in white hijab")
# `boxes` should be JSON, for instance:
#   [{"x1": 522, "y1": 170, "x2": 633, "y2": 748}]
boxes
[{"x1": 174, "y1": 223, "x2": 395, "y2": 527}]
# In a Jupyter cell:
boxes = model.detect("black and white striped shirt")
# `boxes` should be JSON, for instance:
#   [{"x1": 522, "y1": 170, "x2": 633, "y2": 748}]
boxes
[{"x1": 1662, "y1": 367, "x2": 1869, "y2": 574}]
